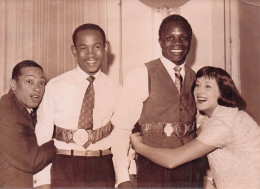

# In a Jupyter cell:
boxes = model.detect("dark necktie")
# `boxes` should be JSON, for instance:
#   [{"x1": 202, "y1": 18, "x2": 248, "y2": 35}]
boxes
[
  {"x1": 78, "y1": 76, "x2": 95, "y2": 130},
  {"x1": 173, "y1": 66, "x2": 183, "y2": 93},
  {"x1": 30, "y1": 110, "x2": 37, "y2": 127}
]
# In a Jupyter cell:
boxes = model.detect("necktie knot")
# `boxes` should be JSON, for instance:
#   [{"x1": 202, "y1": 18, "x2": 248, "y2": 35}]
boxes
[
  {"x1": 173, "y1": 66, "x2": 183, "y2": 93},
  {"x1": 87, "y1": 76, "x2": 95, "y2": 83},
  {"x1": 173, "y1": 66, "x2": 182, "y2": 74}
]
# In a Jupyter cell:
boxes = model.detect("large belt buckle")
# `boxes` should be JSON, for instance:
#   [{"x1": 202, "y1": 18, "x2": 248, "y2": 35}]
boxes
[
  {"x1": 163, "y1": 123, "x2": 174, "y2": 137},
  {"x1": 73, "y1": 129, "x2": 89, "y2": 146}
]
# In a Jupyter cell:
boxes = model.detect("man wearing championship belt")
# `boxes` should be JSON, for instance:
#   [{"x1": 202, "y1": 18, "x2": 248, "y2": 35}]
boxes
[
  {"x1": 111, "y1": 14, "x2": 206, "y2": 188},
  {"x1": 33, "y1": 24, "x2": 121, "y2": 188}
]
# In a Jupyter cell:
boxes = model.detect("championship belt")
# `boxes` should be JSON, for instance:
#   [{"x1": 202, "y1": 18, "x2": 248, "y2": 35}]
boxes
[
  {"x1": 55, "y1": 122, "x2": 114, "y2": 145},
  {"x1": 141, "y1": 121, "x2": 195, "y2": 138}
]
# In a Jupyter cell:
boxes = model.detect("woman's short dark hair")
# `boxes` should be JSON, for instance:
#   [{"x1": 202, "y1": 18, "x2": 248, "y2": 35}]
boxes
[
  {"x1": 12, "y1": 60, "x2": 43, "y2": 80},
  {"x1": 196, "y1": 66, "x2": 246, "y2": 110},
  {"x1": 72, "y1": 23, "x2": 106, "y2": 47}
]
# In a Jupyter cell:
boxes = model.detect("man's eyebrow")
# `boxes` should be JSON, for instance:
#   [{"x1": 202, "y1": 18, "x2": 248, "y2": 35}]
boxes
[
  {"x1": 26, "y1": 74, "x2": 36, "y2": 77},
  {"x1": 25, "y1": 75, "x2": 45, "y2": 79}
]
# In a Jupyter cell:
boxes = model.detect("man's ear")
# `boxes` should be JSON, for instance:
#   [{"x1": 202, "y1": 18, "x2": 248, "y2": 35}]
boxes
[
  {"x1": 104, "y1": 41, "x2": 110, "y2": 54},
  {"x1": 10, "y1": 79, "x2": 17, "y2": 91},
  {"x1": 71, "y1": 45, "x2": 77, "y2": 57}
]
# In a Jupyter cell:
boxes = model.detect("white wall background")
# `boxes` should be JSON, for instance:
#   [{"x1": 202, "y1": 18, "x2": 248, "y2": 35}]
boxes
[
  {"x1": 106, "y1": 0, "x2": 226, "y2": 85},
  {"x1": 0, "y1": 0, "x2": 228, "y2": 95}
]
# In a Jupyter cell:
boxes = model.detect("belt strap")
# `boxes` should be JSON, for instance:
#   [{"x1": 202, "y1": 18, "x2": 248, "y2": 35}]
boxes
[
  {"x1": 56, "y1": 149, "x2": 111, "y2": 157},
  {"x1": 55, "y1": 121, "x2": 113, "y2": 144},
  {"x1": 141, "y1": 121, "x2": 195, "y2": 138}
]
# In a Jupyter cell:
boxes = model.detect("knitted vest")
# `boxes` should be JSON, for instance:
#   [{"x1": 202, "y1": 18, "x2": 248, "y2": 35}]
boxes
[{"x1": 138, "y1": 59, "x2": 197, "y2": 147}]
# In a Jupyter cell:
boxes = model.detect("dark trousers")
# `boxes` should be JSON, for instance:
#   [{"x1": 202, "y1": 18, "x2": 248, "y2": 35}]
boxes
[
  {"x1": 136, "y1": 154, "x2": 205, "y2": 188},
  {"x1": 51, "y1": 154, "x2": 115, "y2": 188}
]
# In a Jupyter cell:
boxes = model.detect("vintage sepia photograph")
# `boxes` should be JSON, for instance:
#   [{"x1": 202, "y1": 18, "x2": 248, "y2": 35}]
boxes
[{"x1": 0, "y1": 0, "x2": 260, "y2": 188}]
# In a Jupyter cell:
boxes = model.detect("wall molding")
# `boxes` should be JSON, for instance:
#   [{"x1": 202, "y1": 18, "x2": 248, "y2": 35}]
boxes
[{"x1": 224, "y1": 0, "x2": 240, "y2": 91}]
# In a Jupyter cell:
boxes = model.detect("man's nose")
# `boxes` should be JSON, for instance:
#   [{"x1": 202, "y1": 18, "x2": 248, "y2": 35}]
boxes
[
  {"x1": 33, "y1": 84, "x2": 40, "y2": 92},
  {"x1": 172, "y1": 37, "x2": 182, "y2": 45},
  {"x1": 86, "y1": 48, "x2": 95, "y2": 57}
]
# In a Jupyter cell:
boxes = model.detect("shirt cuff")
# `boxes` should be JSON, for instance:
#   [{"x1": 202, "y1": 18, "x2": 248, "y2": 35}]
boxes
[
  {"x1": 115, "y1": 173, "x2": 130, "y2": 188},
  {"x1": 128, "y1": 147, "x2": 137, "y2": 175},
  {"x1": 33, "y1": 164, "x2": 51, "y2": 187},
  {"x1": 113, "y1": 157, "x2": 131, "y2": 188}
]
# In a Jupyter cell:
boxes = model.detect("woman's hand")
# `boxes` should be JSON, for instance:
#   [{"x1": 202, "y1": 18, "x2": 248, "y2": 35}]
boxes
[{"x1": 130, "y1": 132, "x2": 143, "y2": 152}]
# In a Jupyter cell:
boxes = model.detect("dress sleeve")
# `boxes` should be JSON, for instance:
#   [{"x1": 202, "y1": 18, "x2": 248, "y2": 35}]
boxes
[{"x1": 196, "y1": 119, "x2": 231, "y2": 148}]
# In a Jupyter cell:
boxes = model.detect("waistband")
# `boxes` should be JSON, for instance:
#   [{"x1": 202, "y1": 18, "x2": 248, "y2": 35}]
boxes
[
  {"x1": 56, "y1": 149, "x2": 111, "y2": 157},
  {"x1": 140, "y1": 121, "x2": 195, "y2": 138},
  {"x1": 54, "y1": 122, "x2": 113, "y2": 146}
]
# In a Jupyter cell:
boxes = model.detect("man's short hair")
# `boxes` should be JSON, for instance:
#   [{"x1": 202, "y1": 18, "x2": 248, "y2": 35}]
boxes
[
  {"x1": 72, "y1": 23, "x2": 106, "y2": 47},
  {"x1": 12, "y1": 60, "x2": 43, "y2": 80},
  {"x1": 159, "y1": 14, "x2": 192, "y2": 39}
]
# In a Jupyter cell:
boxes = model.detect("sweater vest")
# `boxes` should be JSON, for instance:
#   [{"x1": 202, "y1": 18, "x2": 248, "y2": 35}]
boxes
[{"x1": 138, "y1": 59, "x2": 197, "y2": 147}]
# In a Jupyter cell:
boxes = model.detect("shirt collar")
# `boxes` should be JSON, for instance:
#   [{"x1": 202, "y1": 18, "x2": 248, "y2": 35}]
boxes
[
  {"x1": 160, "y1": 56, "x2": 185, "y2": 76},
  {"x1": 27, "y1": 108, "x2": 33, "y2": 114},
  {"x1": 75, "y1": 66, "x2": 101, "y2": 81}
]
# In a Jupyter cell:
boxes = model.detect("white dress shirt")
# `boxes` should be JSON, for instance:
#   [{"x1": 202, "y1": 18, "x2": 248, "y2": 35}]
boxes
[
  {"x1": 33, "y1": 66, "x2": 121, "y2": 186},
  {"x1": 111, "y1": 56, "x2": 186, "y2": 186}
]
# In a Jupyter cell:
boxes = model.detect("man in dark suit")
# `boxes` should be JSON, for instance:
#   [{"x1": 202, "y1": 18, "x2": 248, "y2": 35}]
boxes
[{"x1": 0, "y1": 60, "x2": 56, "y2": 188}]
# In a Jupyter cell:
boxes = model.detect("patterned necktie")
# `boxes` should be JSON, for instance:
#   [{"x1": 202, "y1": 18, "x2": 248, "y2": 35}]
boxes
[
  {"x1": 78, "y1": 76, "x2": 95, "y2": 130},
  {"x1": 173, "y1": 66, "x2": 183, "y2": 93},
  {"x1": 30, "y1": 110, "x2": 37, "y2": 127}
]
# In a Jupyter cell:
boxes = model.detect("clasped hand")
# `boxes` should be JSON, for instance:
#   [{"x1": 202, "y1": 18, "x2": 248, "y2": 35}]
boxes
[{"x1": 130, "y1": 132, "x2": 143, "y2": 153}]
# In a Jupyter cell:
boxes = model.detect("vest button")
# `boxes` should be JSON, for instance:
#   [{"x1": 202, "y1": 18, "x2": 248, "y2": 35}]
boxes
[{"x1": 180, "y1": 108, "x2": 183, "y2": 111}]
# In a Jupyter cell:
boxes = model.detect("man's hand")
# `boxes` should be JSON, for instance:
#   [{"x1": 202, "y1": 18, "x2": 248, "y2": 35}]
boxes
[
  {"x1": 129, "y1": 174, "x2": 137, "y2": 187},
  {"x1": 118, "y1": 181, "x2": 134, "y2": 188},
  {"x1": 130, "y1": 132, "x2": 143, "y2": 152},
  {"x1": 35, "y1": 184, "x2": 51, "y2": 189}
]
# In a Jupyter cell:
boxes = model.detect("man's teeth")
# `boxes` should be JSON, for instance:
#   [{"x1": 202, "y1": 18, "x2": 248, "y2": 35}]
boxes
[
  {"x1": 86, "y1": 60, "x2": 96, "y2": 63},
  {"x1": 170, "y1": 50, "x2": 182, "y2": 53}
]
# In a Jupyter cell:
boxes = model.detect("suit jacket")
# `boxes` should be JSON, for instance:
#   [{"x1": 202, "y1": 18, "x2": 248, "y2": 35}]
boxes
[{"x1": 0, "y1": 90, "x2": 56, "y2": 188}]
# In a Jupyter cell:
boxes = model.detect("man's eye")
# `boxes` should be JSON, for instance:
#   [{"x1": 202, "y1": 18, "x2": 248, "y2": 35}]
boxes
[
  {"x1": 181, "y1": 36, "x2": 188, "y2": 40},
  {"x1": 166, "y1": 37, "x2": 173, "y2": 40},
  {"x1": 40, "y1": 81, "x2": 46, "y2": 86},
  {"x1": 95, "y1": 45, "x2": 101, "y2": 49},
  {"x1": 26, "y1": 80, "x2": 33, "y2": 84}
]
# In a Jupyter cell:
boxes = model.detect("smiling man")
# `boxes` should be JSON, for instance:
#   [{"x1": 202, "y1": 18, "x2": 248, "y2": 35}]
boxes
[
  {"x1": 0, "y1": 60, "x2": 56, "y2": 188},
  {"x1": 111, "y1": 14, "x2": 204, "y2": 188},
  {"x1": 33, "y1": 24, "x2": 121, "y2": 188}
]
